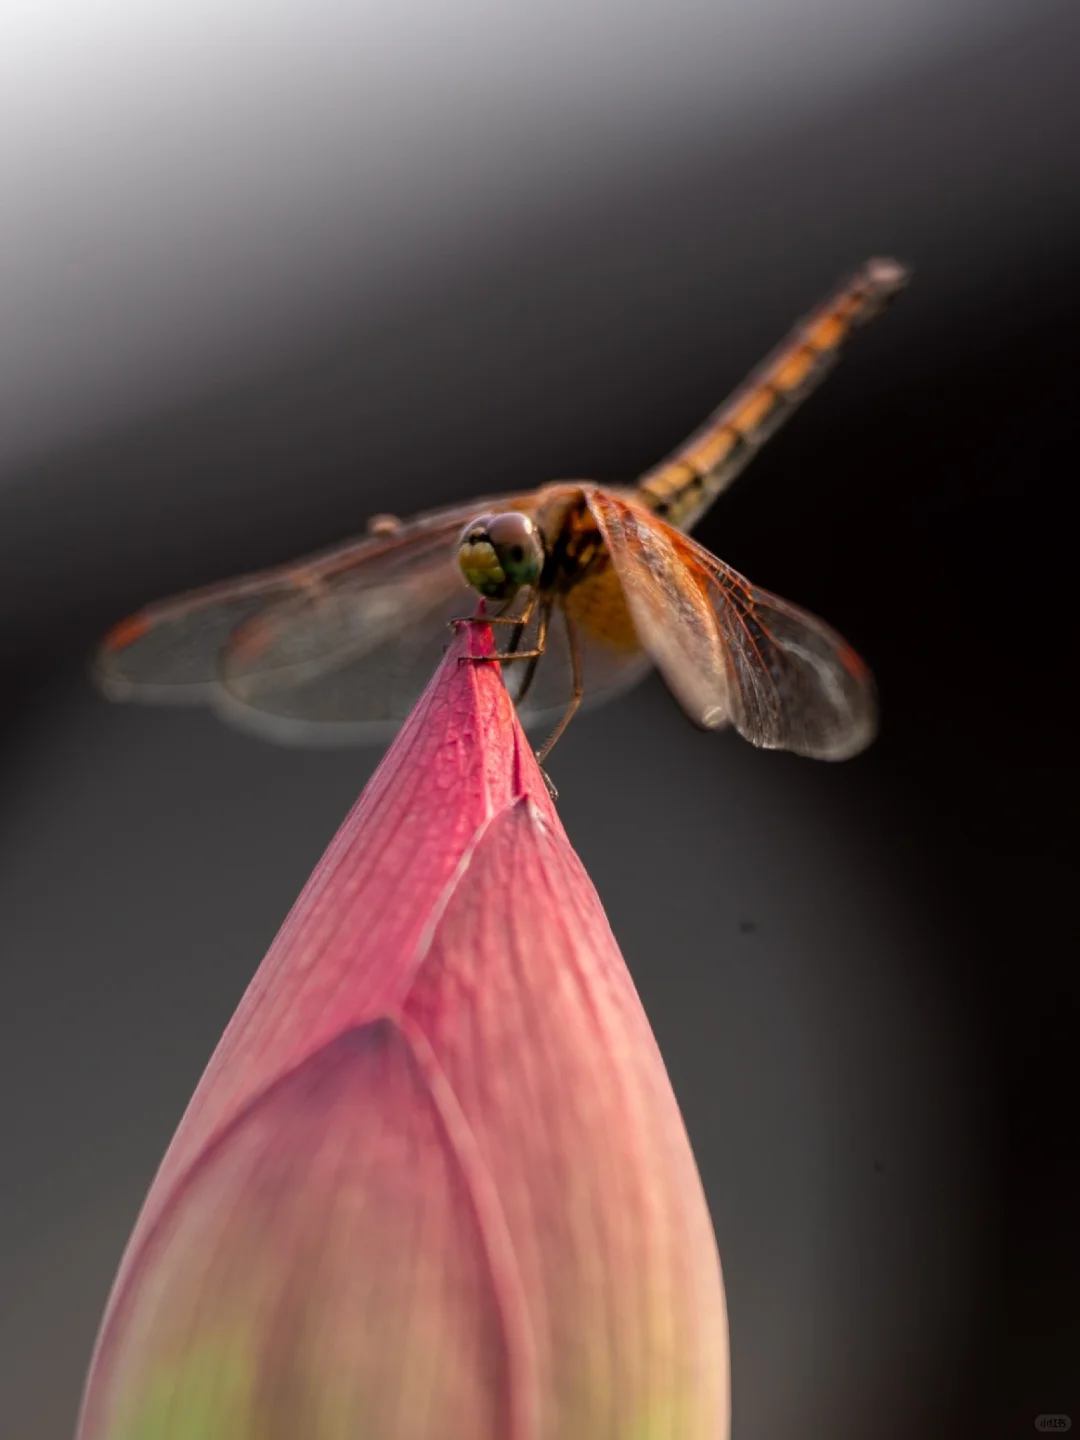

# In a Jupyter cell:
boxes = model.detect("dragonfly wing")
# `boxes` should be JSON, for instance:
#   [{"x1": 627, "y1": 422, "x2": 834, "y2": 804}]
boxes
[
  {"x1": 217, "y1": 587, "x2": 653, "y2": 747},
  {"x1": 95, "y1": 572, "x2": 298, "y2": 702},
  {"x1": 583, "y1": 492, "x2": 737, "y2": 728},
  {"x1": 95, "y1": 495, "x2": 528, "y2": 741},
  {"x1": 586, "y1": 489, "x2": 877, "y2": 760},
  {"x1": 215, "y1": 562, "x2": 474, "y2": 743}
]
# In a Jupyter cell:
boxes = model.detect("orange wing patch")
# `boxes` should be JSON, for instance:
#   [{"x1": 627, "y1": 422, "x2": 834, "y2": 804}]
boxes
[{"x1": 103, "y1": 612, "x2": 151, "y2": 652}]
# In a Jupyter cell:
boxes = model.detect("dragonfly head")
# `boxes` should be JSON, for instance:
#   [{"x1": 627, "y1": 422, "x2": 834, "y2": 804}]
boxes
[{"x1": 458, "y1": 511, "x2": 544, "y2": 600}]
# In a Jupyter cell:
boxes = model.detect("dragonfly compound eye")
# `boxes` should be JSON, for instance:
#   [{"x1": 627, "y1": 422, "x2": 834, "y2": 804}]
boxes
[
  {"x1": 487, "y1": 512, "x2": 544, "y2": 587},
  {"x1": 458, "y1": 511, "x2": 543, "y2": 597}
]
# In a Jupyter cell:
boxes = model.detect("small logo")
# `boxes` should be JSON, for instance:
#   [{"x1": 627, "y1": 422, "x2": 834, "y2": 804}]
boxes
[{"x1": 1035, "y1": 1417, "x2": 1072, "y2": 1433}]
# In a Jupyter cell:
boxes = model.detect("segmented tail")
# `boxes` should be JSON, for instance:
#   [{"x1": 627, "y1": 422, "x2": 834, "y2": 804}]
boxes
[{"x1": 637, "y1": 258, "x2": 910, "y2": 531}]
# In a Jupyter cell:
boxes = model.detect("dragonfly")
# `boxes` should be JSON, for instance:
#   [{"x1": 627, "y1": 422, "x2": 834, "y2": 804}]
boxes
[{"x1": 96, "y1": 258, "x2": 909, "y2": 767}]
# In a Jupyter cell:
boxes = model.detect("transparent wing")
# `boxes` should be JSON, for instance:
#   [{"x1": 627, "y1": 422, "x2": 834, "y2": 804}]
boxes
[
  {"x1": 587, "y1": 489, "x2": 877, "y2": 760},
  {"x1": 94, "y1": 495, "x2": 528, "y2": 742},
  {"x1": 218, "y1": 583, "x2": 653, "y2": 746},
  {"x1": 96, "y1": 572, "x2": 302, "y2": 700}
]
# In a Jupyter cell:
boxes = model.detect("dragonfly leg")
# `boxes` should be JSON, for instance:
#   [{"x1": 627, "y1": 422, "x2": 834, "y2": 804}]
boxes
[
  {"x1": 538, "y1": 768, "x2": 560, "y2": 802},
  {"x1": 460, "y1": 594, "x2": 549, "y2": 669},
  {"x1": 501, "y1": 590, "x2": 536, "y2": 660},
  {"x1": 455, "y1": 590, "x2": 545, "y2": 668},
  {"x1": 449, "y1": 612, "x2": 529, "y2": 628},
  {"x1": 461, "y1": 648, "x2": 544, "y2": 664},
  {"x1": 449, "y1": 591, "x2": 536, "y2": 632},
  {"x1": 535, "y1": 609, "x2": 583, "y2": 766},
  {"x1": 512, "y1": 599, "x2": 551, "y2": 706}
]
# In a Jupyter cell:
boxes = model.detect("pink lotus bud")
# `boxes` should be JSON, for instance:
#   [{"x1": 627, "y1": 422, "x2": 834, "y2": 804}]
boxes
[{"x1": 78, "y1": 617, "x2": 729, "y2": 1439}]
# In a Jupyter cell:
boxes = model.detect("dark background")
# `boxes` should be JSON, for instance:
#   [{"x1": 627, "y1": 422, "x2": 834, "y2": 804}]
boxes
[{"x1": 2, "y1": 3, "x2": 1077, "y2": 1436}]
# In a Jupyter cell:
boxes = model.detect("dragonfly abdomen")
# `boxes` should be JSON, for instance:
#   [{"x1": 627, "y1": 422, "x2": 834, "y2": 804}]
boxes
[{"x1": 637, "y1": 258, "x2": 910, "y2": 532}]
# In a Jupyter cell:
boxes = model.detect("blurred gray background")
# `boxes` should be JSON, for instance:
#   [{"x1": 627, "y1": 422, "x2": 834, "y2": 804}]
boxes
[{"x1": 2, "y1": 2, "x2": 1077, "y2": 1436}]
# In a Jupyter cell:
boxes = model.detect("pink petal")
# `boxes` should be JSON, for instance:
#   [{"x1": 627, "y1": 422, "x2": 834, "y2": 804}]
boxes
[
  {"x1": 84, "y1": 1023, "x2": 516, "y2": 1438},
  {"x1": 79, "y1": 618, "x2": 729, "y2": 1439}
]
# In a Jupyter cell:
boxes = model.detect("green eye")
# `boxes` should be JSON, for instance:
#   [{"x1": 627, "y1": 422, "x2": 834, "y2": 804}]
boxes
[
  {"x1": 487, "y1": 512, "x2": 544, "y2": 586},
  {"x1": 458, "y1": 511, "x2": 544, "y2": 598},
  {"x1": 457, "y1": 512, "x2": 544, "y2": 596}
]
